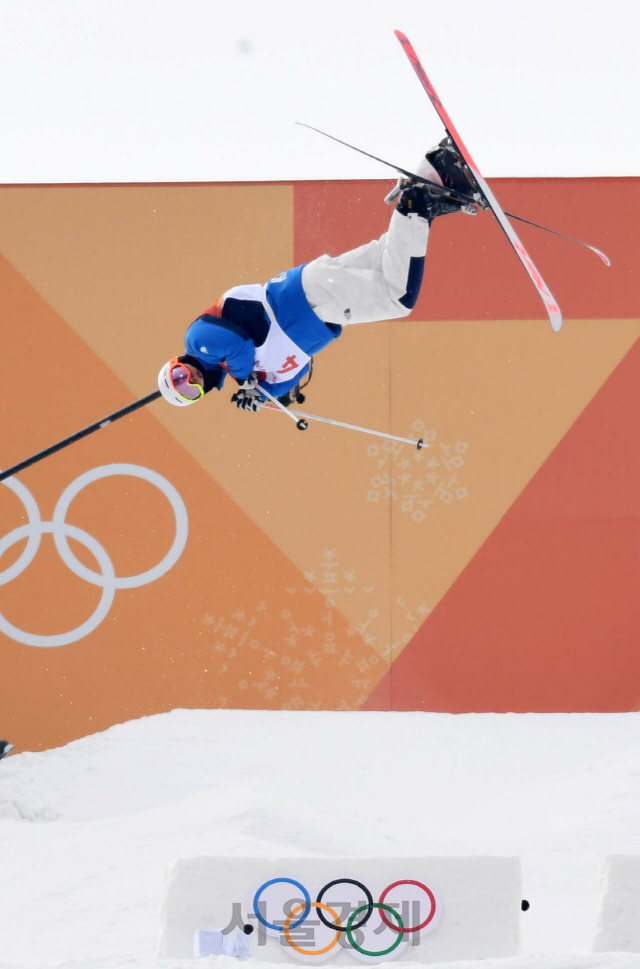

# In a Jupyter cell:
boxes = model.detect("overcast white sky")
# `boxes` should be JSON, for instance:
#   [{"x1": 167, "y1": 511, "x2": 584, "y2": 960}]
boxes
[{"x1": 0, "y1": 0, "x2": 638, "y2": 183}]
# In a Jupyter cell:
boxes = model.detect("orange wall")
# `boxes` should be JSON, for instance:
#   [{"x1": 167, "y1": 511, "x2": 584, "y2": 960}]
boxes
[{"x1": 0, "y1": 177, "x2": 638, "y2": 751}]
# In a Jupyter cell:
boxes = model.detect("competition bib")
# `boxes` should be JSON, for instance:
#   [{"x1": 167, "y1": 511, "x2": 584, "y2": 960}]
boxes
[{"x1": 254, "y1": 303, "x2": 310, "y2": 385}]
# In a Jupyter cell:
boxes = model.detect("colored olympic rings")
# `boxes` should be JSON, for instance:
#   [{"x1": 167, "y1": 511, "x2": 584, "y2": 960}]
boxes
[
  {"x1": 379, "y1": 880, "x2": 437, "y2": 932},
  {"x1": 285, "y1": 902, "x2": 342, "y2": 956},
  {"x1": 254, "y1": 878, "x2": 311, "y2": 931},
  {"x1": 252, "y1": 876, "x2": 436, "y2": 945},
  {"x1": 316, "y1": 879, "x2": 373, "y2": 932},
  {"x1": 347, "y1": 904, "x2": 404, "y2": 957}
]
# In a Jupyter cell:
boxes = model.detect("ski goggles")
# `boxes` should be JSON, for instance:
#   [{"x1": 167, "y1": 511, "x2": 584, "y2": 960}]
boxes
[{"x1": 169, "y1": 359, "x2": 205, "y2": 401}]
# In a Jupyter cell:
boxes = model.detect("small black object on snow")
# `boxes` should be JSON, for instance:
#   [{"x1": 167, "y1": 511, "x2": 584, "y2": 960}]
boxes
[
  {"x1": 521, "y1": 899, "x2": 530, "y2": 911},
  {"x1": 0, "y1": 741, "x2": 14, "y2": 761}
]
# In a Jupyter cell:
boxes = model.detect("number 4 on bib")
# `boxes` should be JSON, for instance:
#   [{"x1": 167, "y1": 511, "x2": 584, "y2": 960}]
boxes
[{"x1": 394, "y1": 29, "x2": 562, "y2": 333}]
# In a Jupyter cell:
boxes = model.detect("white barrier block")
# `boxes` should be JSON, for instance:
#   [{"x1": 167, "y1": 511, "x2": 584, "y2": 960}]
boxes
[
  {"x1": 594, "y1": 855, "x2": 640, "y2": 952},
  {"x1": 159, "y1": 855, "x2": 522, "y2": 963}
]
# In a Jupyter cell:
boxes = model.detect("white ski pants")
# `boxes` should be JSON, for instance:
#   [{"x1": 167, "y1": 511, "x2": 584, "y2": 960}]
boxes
[{"x1": 300, "y1": 208, "x2": 430, "y2": 325}]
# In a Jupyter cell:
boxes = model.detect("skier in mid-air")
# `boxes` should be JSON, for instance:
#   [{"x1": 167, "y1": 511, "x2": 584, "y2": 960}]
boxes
[{"x1": 157, "y1": 139, "x2": 479, "y2": 410}]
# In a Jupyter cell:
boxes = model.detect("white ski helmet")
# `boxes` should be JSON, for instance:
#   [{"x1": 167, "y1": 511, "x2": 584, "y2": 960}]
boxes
[{"x1": 158, "y1": 357, "x2": 205, "y2": 407}]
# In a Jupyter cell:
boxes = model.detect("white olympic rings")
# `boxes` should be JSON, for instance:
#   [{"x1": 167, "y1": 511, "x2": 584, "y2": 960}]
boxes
[{"x1": 0, "y1": 463, "x2": 188, "y2": 647}]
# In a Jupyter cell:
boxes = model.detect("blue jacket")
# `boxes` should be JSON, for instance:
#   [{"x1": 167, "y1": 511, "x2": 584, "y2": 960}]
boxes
[{"x1": 184, "y1": 265, "x2": 342, "y2": 396}]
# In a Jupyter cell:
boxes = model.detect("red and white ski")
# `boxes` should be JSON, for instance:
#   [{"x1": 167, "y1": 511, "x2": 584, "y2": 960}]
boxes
[{"x1": 395, "y1": 30, "x2": 563, "y2": 332}]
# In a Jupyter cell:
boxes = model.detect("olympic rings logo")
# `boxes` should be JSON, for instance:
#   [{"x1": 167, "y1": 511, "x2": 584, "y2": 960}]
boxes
[
  {"x1": 0, "y1": 464, "x2": 188, "y2": 647},
  {"x1": 251, "y1": 875, "x2": 440, "y2": 963}
]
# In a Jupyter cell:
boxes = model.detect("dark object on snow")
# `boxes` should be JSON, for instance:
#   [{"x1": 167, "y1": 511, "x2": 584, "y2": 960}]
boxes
[
  {"x1": 521, "y1": 899, "x2": 530, "y2": 911},
  {"x1": 0, "y1": 741, "x2": 14, "y2": 761}
]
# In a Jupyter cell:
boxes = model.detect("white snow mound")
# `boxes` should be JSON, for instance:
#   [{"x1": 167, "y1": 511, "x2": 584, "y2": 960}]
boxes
[{"x1": 0, "y1": 708, "x2": 639, "y2": 969}]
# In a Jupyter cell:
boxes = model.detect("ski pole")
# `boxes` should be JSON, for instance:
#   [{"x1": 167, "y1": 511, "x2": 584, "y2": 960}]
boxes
[
  {"x1": 0, "y1": 390, "x2": 161, "y2": 483},
  {"x1": 264, "y1": 401, "x2": 425, "y2": 449}
]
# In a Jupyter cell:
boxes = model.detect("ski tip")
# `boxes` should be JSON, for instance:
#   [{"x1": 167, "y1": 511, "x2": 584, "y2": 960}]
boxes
[
  {"x1": 590, "y1": 245, "x2": 611, "y2": 267},
  {"x1": 550, "y1": 309, "x2": 563, "y2": 333},
  {"x1": 394, "y1": 29, "x2": 408, "y2": 42}
]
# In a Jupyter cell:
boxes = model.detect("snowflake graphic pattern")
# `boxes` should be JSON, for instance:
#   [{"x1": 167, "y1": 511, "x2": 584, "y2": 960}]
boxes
[
  {"x1": 367, "y1": 420, "x2": 469, "y2": 522},
  {"x1": 304, "y1": 549, "x2": 430, "y2": 662},
  {"x1": 201, "y1": 593, "x2": 382, "y2": 711},
  {"x1": 200, "y1": 549, "x2": 431, "y2": 706}
]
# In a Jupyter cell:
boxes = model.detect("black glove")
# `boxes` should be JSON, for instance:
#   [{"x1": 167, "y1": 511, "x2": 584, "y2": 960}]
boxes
[{"x1": 231, "y1": 377, "x2": 266, "y2": 413}]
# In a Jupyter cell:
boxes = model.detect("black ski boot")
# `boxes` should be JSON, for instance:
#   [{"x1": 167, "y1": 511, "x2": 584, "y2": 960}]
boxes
[
  {"x1": 386, "y1": 142, "x2": 478, "y2": 220},
  {"x1": 425, "y1": 136, "x2": 488, "y2": 209},
  {"x1": 396, "y1": 183, "x2": 468, "y2": 223}
]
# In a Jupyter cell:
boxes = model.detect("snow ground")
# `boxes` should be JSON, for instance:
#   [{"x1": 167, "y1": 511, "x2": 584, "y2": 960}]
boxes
[{"x1": 1, "y1": 709, "x2": 640, "y2": 969}]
